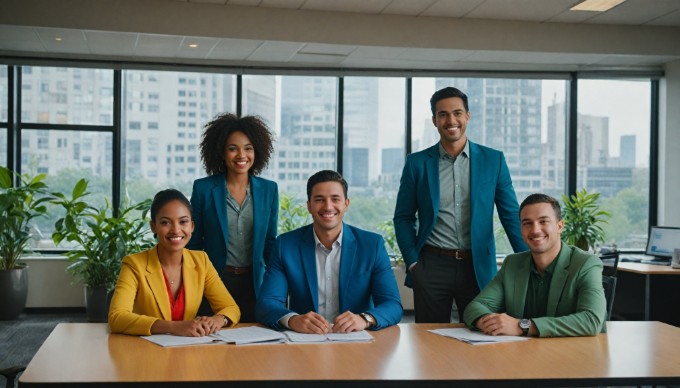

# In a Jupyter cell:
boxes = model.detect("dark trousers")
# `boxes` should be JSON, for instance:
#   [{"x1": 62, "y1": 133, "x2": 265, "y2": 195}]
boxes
[
  {"x1": 411, "y1": 250, "x2": 480, "y2": 323},
  {"x1": 198, "y1": 271, "x2": 256, "y2": 323}
]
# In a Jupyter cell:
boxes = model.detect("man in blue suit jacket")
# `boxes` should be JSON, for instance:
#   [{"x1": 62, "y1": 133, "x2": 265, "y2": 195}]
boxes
[
  {"x1": 394, "y1": 87, "x2": 527, "y2": 323},
  {"x1": 257, "y1": 170, "x2": 403, "y2": 333}
]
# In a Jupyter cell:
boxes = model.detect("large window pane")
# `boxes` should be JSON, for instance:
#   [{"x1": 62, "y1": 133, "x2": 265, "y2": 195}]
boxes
[
  {"x1": 577, "y1": 79, "x2": 650, "y2": 250},
  {"x1": 1, "y1": 65, "x2": 7, "y2": 122},
  {"x1": 411, "y1": 77, "x2": 567, "y2": 254},
  {"x1": 342, "y1": 77, "x2": 405, "y2": 238},
  {"x1": 21, "y1": 66, "x2": 114, "y2": 125},
  {"x1": 122, "y1": 70, "x2": 236, "y2": 200},
  {"x1": 22, "y1": 129, "x2": 113, "y2": 250}
]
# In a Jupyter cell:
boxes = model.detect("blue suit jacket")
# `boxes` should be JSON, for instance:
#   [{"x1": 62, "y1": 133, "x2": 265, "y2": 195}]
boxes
[
  {"x1": 256, "y1": 223, "x2": 403, "y2": 330},
  {"x1": 393, "y1": 141, "x2": 527, "y2": 289},
  {"x1": 187, "y1": 174, "x2": 278, "y2": 297}
]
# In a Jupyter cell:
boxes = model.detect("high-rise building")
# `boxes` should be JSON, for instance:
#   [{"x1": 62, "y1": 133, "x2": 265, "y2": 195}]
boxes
[{"x1": 620, "y1": 135, "x2": 636, "y2": 168}]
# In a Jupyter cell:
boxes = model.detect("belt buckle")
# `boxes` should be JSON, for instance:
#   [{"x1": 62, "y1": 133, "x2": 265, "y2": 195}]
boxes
[{"x1": 455, "y1": 250, "x2": 463, "y2": 260}]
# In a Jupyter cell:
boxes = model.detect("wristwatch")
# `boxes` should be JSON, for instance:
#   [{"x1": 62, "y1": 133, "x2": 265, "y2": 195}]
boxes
[
  {"x1": 360, "y1": 313, "x2": 376, "y2": 328},
  {"x1": 221, "y1": 315, "x2": 229, "y2": 328},
  {"x1": 519, "y1": 318, "x2": 531, "y2": 336}
]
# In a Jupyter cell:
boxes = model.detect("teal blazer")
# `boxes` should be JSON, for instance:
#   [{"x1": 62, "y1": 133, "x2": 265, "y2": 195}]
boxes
[
  {"x1": 393, "y1": 141, "x2": 527, "y2": 289},
  {"x1": 256, "y1": 223, "x2": 403, "y2": 330},
  {"x1": 188, "y1": 174, "x2": 278, "y2": 297},
  {"x1": 463, "y1": 243, "x2": 607, "y2": 337}
]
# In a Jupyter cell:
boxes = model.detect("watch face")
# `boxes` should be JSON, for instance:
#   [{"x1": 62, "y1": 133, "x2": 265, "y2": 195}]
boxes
[{"x1": 519, "y1": 319, "x2": 531, "y2": 329}]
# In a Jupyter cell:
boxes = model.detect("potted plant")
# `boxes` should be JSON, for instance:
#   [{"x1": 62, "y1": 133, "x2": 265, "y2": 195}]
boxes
[
  {"x1": 0, "y1": 166, "x2": 52, "y2": 320},
  {"x1": 376, "y1": 220, "x2": 413, "y2": 310},
  {"x1": 51, "y1": 179, "x2": 155, "y2": 322},
  {"x1": 561, "y1": 188, "x2": 611, "y2": 252}
]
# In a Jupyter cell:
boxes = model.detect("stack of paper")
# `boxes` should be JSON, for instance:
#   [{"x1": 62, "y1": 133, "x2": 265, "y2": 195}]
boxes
[
  {"x1": 141, "y1": 334, "x2": 222, "y2": 347},
  {"x1": 428, "y1": 328, "x2": 530, "y2": 345},
  {"x1": 284, "y1": 330, "x2": 373, "y2": 343},
  {"x1": 210, "y1": 326, "x2": 288, "y2": 345}
]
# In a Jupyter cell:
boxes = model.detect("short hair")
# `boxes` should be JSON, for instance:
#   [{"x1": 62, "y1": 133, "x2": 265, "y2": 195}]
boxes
[
  {"x1": 150, "y1": 189, "x2": 192, "y2": 221},
  {"x1": 306, "y1": 170, "x2": 348, "y2": 201},
  {"x1": 199, "y1": 113, "x2": 275, "y2": 176},
  {"x1": 430, "y1": 87, "x2": 469, "y2": 116},
  {"x1": 519, "y1": 193, "x2": 562, "y2": 221}
]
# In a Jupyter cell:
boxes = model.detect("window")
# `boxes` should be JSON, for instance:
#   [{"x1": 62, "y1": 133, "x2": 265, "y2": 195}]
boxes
[{"x1": 577, "y1": 79, "x2": 651, "y2": 250}]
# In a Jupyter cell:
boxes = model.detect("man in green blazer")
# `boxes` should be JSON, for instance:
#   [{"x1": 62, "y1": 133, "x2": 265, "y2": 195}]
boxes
[{"x1": 463, "y1": 193, "x2": 606, "y2": 337}]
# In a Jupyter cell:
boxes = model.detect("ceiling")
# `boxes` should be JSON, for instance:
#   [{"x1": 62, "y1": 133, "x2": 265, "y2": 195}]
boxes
[{"x1": 1, "y1": 0, "x2": 680, "y2": 72}]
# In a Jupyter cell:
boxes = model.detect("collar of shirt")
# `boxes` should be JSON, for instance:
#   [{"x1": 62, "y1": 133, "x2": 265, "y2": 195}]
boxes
[
  {"x1": 530, "y1": 255, "x2": 558, "y2": 277},
  {"x1": 438, "y1": 140, "x2": 470, "y2": 161},
  {"x1": 312, "y1": 226, "x2": 343, "y2": 251}
]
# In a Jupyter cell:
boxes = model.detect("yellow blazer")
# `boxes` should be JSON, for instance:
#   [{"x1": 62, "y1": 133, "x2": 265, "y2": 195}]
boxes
[{"x1": 109, "y1": 246, "x2": 241, "y2": 335}]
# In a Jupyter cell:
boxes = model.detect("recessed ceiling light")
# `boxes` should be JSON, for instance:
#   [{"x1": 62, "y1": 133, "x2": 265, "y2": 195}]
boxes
[
  {"x1": 570, "y1": 0, "x2": 626, "y2": 12},
  {"x1": 188, "y1": 44, "x2": 198, "y2": 48},
  {"x1": 55, "y1": 37, "x2": 62, "y2": 41}
]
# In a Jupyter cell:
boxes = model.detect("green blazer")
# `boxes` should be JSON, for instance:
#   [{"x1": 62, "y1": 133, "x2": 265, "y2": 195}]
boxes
[{"x1": 463, "y1": 243, "x2": 606, "y2": 337}]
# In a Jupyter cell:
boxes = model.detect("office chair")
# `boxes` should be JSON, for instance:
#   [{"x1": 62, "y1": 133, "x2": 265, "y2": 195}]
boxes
[
  {"x1": 602, "y1": 275, "x2": 617, "y2": 321},
  {"x1": 0, "y1": 365, "x2": 26, "y2": 388},
  {"x1": 599, "y1": 250, "x2": 620, "y2": 277}
]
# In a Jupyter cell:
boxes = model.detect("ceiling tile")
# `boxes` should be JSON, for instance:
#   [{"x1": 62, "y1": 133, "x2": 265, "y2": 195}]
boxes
[
  {"x1": 134, "y1": 34, "x2": 184, "y2": 57},
  {"x1": 260, "y1": 0, "x2": 305, "y2": 9},
  {"x1": 583, "y1": 0, "x2": 680, "y2": 25},
  {"x1": 209, "y1": 38, "x2": 262, "y2": 60},
  {"x1": 36, "y1": 27, "x2": 89, "y2": 54},
  {"x1": 646, "y1": 9, "x2": 680, "y2": 26},
  {"x1": 420, "y1": 0, "x2": 485, "y2": 18},
  {"x1": 349, "y1": 46, "x2": 406, "y2": 59},
  {"x1": 85, "y1": 31, "x2": 138, "y2": 56},
  {"x1": 299, "y1": 43, "x2": 356, "y2": 55},
  {"x1": 176, "y1": 36, "x2": 220, "y2": 58},
  {"x1": 247, "y1": 40, "x2": 304, "y2": 61},
  {"x1": 397, "y1": 47, "x2": 473, "y2": 61},
  {"x1": 301, "y1": 0, "x2": 392, "y2": 14},
  {"x1": 290, "y1": 52, "x2": 347, "y2": 64},
  {"x1": 380, "y1": 0, "x2": 436, "y2": 16},
  {"x1": 465, "y1": 0, "x2": 580, "y2": 22},
  {"x1": 0, "y1": 25, "x2": 45, "y2": 52}
]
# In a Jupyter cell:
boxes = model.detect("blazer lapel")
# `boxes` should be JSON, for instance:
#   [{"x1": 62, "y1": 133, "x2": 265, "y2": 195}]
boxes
[
  {"x1": 300, "y1": 226, "x2": 319, "y2": 311},
  {"x1": 145, "y1": 247, "x2": 172, "y2": 320},
  {"x1": 211, "y1": 175, "x2": 230, "y2": 248},
  {"x1": 181, "y1": 248, "x2": 199, "y2": 320},
  {"x1": 425, "y1": 145, "x2": 440, "y2": 214},
  {"x1": 338, "y1": 224, "x2": 357, "y2": 311},
  {"x1": 546, "y1": 244, "x2": 572, "y2": 317},
  {"x1": 250, "y1": 176, "x2": 263, "y2": 262},
  {"x1": 510, "y1": 254, "x2": 531, "y2": 317}
]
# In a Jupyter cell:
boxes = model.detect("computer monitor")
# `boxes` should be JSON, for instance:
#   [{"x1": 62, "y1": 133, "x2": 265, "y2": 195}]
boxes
[{"x1": 645, "y1": 226, "x2": 680, "y2": 260}]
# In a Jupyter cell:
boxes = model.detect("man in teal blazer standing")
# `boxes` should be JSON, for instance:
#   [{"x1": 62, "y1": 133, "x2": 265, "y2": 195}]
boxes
[
  {"x1": 464, "y1": 193, "x2": 606, "y2": 337},
  {"x1": 394, "y1": 87, "x2": 527, "y2": 323}
]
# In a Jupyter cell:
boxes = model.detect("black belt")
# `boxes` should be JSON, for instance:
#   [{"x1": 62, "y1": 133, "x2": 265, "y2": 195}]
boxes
[
  {"x1": 224, "y1": 265, "x2": 252, "y2": 275},
  {"x1": 421, "y1": 245, "x2": 472, "y2": 260}
]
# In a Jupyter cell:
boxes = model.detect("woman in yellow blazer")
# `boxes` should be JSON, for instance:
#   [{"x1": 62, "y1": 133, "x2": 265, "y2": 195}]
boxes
[{"x1": 109, "y1": 189, "x2": 240, "y2": 336}]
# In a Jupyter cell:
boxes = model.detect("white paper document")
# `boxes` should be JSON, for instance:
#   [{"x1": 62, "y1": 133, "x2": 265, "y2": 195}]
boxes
[
  {"x1": 429, "y1": 328, "x2": 530, "y2": 345},
  {"x1": 141, "y1": 334, "x2": 222, "y2": 347},
  {"x1": 284, "y1": 330, "x2": 373, "y2": 343},
  {"x1": 210, "y1": 326, "x2": 288, "y2": 345}
]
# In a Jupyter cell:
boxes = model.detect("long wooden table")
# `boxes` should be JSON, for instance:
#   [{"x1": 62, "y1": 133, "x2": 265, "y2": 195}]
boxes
[
  {"x1": 614, "y1": 262, "x2": 680, "y2": 325},
  {"x1": 19, "y1": 322, "x2": 680, "y2": 387}
]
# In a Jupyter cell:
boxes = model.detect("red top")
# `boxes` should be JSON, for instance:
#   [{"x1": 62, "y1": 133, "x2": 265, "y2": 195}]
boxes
[{"x1": 162, "y1": 271, "x2": 185, "y2": 321}]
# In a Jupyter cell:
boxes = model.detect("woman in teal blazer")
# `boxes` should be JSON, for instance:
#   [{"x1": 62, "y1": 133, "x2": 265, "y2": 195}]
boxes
[{"x1": 188, "y1": 113, "x2": 278, "y2": 322}]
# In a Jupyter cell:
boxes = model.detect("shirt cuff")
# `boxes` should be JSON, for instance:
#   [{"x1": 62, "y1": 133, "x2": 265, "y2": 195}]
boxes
[{"x1": 279, "y1": 312, "x2": 298, "y2": 329}]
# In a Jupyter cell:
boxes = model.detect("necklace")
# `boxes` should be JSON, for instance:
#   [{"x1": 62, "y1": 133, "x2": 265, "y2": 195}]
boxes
[{"x1": 163, "y1": 264, "x2": 182, "y2": 285}]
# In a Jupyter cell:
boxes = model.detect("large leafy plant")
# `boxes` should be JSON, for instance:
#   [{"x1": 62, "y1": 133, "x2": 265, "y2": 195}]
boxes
[
  {"x1": 51, "y1": 179, "x2": 155, "y2": 291},
  {"x1": 278, "y1": 194, "x2": 310, "y2": 234},
  {"x1": 561, "y1": 188, "x2": 611, "y2": 252},
  {"x1": 0, "y1": 166, "x2": 52, "y2": 270},
  {"x1": 377, "y1": 219, "x2": 403, "y2": 265}
]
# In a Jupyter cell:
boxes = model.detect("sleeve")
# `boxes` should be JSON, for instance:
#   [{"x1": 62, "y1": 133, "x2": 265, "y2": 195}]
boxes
[
  {"x1": 532, "y1": 257, "x2": 606, "y2": 337},
  {"x1": 463, "y1": 262, "x2": 508, "y2": 330},
  {"x1": 255, "y1": 237, "x2": 293, "y2": 330},
  {"x1": 108, "y1": 256, "x2": 159, "y2": 336},
  {"x1": 187, "y1": 179, "x2": 204, "y2": 251},
  {"x1": 494, "y1": 152, "x2": 528, "y2": 253},
  {"x1": 393, "y1": 157, "x2": 420, "y2": 269},
  {"x1": 263, "y1": 182, "x2": 279, "y2": 266},
  {"x1": 202, "y1": 252, "x2": 241, "y2": 326},
  {"x1": 365, "y1": 236, "x2": 403, "y2": 329}
]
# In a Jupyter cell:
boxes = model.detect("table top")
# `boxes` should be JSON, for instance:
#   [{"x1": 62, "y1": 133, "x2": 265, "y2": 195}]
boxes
[
  {"x1": 617, "y1": 262, "x2": 680, "y2": 275},
  {"x1": 18, "y1": 321, "x2": 680, "y2": 387}
]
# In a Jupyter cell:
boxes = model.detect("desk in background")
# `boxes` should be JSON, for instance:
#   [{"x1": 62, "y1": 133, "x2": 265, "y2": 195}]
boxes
[
  {"x1": 613, "y1": 262, "x2": 680, "y2": 326},
  {"x1": 19, "y1": 322, "x2": 680, "y2": 387}
]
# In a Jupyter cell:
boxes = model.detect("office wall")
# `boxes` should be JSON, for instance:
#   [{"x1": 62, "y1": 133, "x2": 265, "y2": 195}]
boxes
[
  {"x1": 25, "y1": 258, "x2": 85, "y2": 308},
  {"x1": 659, "y1": 60, "x2": 680, "y2": 227}
]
